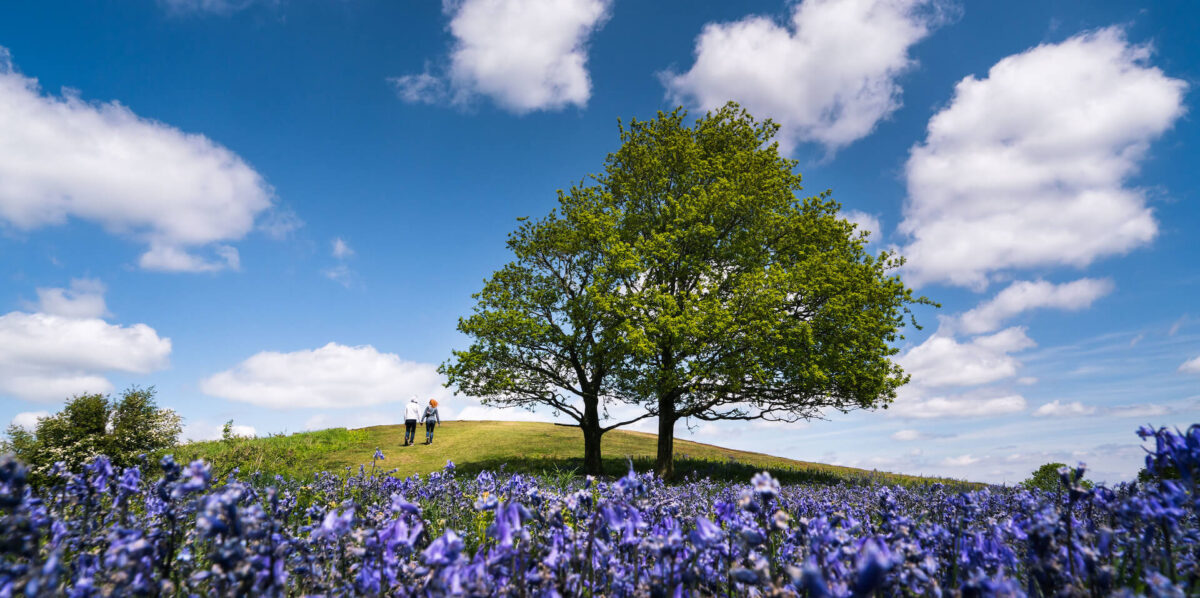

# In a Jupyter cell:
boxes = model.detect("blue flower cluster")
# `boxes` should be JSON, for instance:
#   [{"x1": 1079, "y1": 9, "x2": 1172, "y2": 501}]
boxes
[{"x1": 1, "y1": 425, "x2": 1198, "y2": 596}]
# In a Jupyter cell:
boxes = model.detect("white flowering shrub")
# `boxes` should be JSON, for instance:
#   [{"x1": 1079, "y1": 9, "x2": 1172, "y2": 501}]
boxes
[{"x1": 2, "y1": 387, "x2": 181, "y2": 484}]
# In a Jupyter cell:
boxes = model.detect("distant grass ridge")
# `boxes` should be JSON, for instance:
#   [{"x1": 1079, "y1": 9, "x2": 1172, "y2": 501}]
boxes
[{"x1": 172, "y1": 420, "x2": 976, "y2": 488}]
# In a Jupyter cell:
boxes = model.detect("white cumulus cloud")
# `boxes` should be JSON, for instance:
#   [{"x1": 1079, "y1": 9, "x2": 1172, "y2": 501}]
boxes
[
  {"x1": 305, "y1": 412, "x2": 407, "y2": 432},
  {"x1": 890, "y1": 428, "x2": 951, "y2": 441},
  {"x1": 27, "y1": 278, "x2": 109, "y2": 319},
  {"x1": 898, "y1": 327, "x2": 1034, "y2": 388},
  {"x1": 0, "y1": 310, "x2": 171, "y2": 402},
  {"x1": 890, "y1": 327, "x2": 1034, "y2": 419},
  {"x1": 843, "y1": 210, "x2": 882, "y2": 243},
  {"x1": 1032, "y1": 400, "x2": 1097, "y2": 417},
  {"x1": 10, "y1": 411, "x2": 49, "y2": 432},
  {"x1": 942, "y1": 454, "x2": 980, "y2": 466},
  {"x1": 663, "y1": 0, "x2": 949, "y2": 153},
  {"x1": 1179, "y1": 356, "x2": 1200, "y2": 375},
  {"x1": 182, "y1": 420, "x2": 257, "y2": 442},
  {"x1": 0, "y1": 48, "x2": 280, "y2": 272},
  {"x1": 892, "y1": 391, "x2": 1027, "y2": 419},
  {"x1": 201, "y1": 342, "x2": 453, "y2": 409},
  {"x1": 899, "y1": 27, "x2": 1187, "y2": 288},
  {"x1": 229, "y1": 424, "x2": 256, "y2": 437},
  {"x1": 456, "y1": 406, "x2": 556, "y2": 423},
  {"x1": 392, "y1": 0, "x2": 612, "y2": 113},
  {"x1": 951, "y1": 278, "x2": 1114, "y2": 335}
]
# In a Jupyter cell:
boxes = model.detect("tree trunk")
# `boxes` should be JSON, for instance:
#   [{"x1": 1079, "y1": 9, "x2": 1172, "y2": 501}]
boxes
[
  {"x1": 582, "y1": 426, "x2": 603, "y2": 476},
  {"x1": 654, "y1": 395, "x2": 676, "y2": 479},
  {"x1": 581, "y1": 393, "x2": 604, "y2": 476}
]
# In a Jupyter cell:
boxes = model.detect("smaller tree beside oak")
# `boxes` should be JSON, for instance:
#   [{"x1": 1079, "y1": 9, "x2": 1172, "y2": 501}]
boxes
[{"x1": 439, "y1": 187, "x2": 650, "y2": 476}]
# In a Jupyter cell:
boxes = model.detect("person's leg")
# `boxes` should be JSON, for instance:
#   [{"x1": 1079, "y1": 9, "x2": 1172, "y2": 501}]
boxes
[
  {"x1": 426, "y1": 421, "x2": 434, "y2": 444},
  {"x1": 405, "y1": 420, "x2": 415, "y2": 445}
]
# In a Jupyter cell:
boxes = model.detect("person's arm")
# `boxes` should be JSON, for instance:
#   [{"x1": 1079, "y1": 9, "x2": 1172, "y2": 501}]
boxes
[{"x1": 435, "y1": 409, "x2": 440, "y2": 425}]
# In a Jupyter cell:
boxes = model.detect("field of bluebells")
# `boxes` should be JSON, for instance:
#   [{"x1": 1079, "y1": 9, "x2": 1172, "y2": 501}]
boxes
[{"x1": 1, "y1": 425, "x2": 1197, "y2": 596}]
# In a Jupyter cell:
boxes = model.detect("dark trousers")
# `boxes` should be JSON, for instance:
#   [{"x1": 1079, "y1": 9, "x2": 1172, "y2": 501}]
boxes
[
  {"x1": 404, "y1": 419, "x2": 417, "y2": 444},
  {"x1": 425, "y1": 421, "x2": 436, "y2": 443}
]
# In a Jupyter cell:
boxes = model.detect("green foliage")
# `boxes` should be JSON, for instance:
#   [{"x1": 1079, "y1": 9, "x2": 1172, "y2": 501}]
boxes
[
  {"x1": 1136, "y1": 464, "x2": 1179, "y2": 485},
  {"x1": 108, "y1": 387, "x2": 179, "y2": 466},
  {"x1": 599, "y1": 105, "x2": 930, "y2": 424},
  {"x1": 2, "y1": 387, "x2": 181, "y2": 483},
  {"x1": 1022, "y1": 462, "x2": 1094, "y2": 492}
]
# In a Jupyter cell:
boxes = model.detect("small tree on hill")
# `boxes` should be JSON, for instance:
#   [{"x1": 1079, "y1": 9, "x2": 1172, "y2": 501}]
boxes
[
  {"x1": 440, "y1": 190, "x2": 651, "y2": 476},
  {"x1": 2, "y1": 386, "x2": 181, "y2": 483}
]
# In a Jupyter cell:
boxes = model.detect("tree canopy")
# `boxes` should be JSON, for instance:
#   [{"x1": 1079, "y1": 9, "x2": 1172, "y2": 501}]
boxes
[
  {"x1": 439, "y1": 186, "x2": 648, "y2": 475},
  {"x1": 597, "y1": 104, "x2": 931, "y2": 476},
  {"x1": 1022, "y1": 462, "x2": 1095, "y2": 493}
]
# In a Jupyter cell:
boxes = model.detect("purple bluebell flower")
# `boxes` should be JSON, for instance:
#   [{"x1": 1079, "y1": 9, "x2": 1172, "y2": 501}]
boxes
[
  {"x1": 422, "y1": 530, "x2": 465, "y2": 567},
  {"x1": 751, "y1": 471, "x2": 780, "y2": 501},
  {"x1": 689, "y1": 516, "x2": 723, "y2": 546}
]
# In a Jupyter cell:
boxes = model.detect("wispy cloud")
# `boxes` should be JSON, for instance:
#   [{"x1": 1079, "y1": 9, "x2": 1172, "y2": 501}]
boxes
[{"x1": 324, "y1": 237, "x2": 357, "y2": 287}]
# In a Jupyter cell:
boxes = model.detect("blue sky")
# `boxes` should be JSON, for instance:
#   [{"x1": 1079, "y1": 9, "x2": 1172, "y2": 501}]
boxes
[{"x1": 1, "y1": 0, "x2": 1197, "y2": 483}]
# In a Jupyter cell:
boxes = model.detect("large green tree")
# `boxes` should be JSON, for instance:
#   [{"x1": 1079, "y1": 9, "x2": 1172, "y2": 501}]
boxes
[
  {"x1": 439, "y1": 187, "x2": 649, "y2": 476},
  {"x1": 599, "y1": 104, "x2": 930, "y2": 477},
  {"x1": 444, "y1": 103, "x2": 930, "y2": 478}
]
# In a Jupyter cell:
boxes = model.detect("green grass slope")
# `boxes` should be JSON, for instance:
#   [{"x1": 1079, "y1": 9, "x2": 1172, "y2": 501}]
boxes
[{"x1": 173, "y1": 420, "x2": 973, "y2": 488}]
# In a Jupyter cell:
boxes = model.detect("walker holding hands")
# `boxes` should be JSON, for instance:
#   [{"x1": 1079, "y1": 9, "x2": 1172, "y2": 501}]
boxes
[{"x1": 421, "y1": 399, "x2": 440, "y2": 445}]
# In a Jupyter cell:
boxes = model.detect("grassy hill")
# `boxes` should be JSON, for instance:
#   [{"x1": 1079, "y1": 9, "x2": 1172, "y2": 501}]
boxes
[{"x1": 172, "y1": 420, "x2": 973, "y2": 488}]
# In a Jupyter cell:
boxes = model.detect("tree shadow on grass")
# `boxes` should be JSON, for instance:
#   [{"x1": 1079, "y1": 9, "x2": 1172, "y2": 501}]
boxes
[{"x1": 449, "y1": 455, "x2": 973, "y2": 489}]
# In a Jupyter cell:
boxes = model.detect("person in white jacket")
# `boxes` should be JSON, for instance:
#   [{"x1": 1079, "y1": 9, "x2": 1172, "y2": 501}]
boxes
[{"x1": 403, "y1": 398, "x2": 421, "y2": 446}]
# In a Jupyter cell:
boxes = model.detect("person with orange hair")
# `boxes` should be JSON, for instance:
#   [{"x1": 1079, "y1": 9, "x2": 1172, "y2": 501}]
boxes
[{"x1": 421, "y1": 398, "x2": 441, "y2": 445}]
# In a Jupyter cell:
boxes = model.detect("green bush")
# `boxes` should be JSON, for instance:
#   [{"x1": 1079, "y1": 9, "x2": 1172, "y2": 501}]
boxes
[
  {"x1": 1021, "y1": 462, "x2": 1094, "y2": 492},
  {"x1": 2, "y1": 387, "x2": 181, "y2": 483},
  {"x1": 1136, "y1": 463, "x2": 1180, "y2": 485}
]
